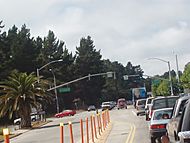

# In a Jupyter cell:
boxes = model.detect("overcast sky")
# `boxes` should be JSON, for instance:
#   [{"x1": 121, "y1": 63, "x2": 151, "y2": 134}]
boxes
[{"x1": 1, "y1": 0, "x2": 190, "y2": 76}]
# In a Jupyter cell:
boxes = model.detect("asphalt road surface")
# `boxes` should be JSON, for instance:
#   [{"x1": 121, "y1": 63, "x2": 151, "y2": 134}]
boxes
[
  {"x1": 106, "y1": 106, "x2": 150, "y2": 143},
  {"x1": 9, "y1": 106, "x2": 150, "y2": 143},
  {"x1": 10, "y1": 111, "x2": 95, "y2": 143}
]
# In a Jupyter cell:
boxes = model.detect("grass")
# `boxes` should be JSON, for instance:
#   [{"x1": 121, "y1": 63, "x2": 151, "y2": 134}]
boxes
[{"x1": 32, "y1": 120, "x2": 51, "y2": 128}]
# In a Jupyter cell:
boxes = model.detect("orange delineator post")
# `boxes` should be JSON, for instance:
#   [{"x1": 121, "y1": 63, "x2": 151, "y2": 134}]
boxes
[
  {"x1": 93, "y1": 116, "x2": 97, "y2": 139},
  {"x1": 86, "y1": 117, "x2": 89, "y2": 143},
  {"x1": 106, "y1": 110, "x2": 108, "y2": 126},
  {"x1": 104, "y1": 110, "x2": 107, "y2": 128},
  {"x1": 97, "y1": 114, "x2": 101, "y2": 135},
  {"x1": 90, "y1": 116, "x2": 94, "y2": 142},
  {"x1": 99, "y1": 114, "x2": 103, "y2": 132},
  {"x1": 80, "y1": 119, "x2": 84, "y2": 143},
  {"x1": 69, "y1": 122, "x2": 74, "y2": 143},
  {"x1": 4, "y1": 135, "x2": 9, "y2": 143},
  {"x1": 60, "y1": 123, "x2": 64, "y2": 143},
  {"x1": 102, "y1": 112, "x2": 105, "y2": 130},
  {"x1": 108, "y1": 110, "x2": 110, "y2": 123},
  {"x1": 3, "y1": 128, "x2": 9, "y2": 143}
]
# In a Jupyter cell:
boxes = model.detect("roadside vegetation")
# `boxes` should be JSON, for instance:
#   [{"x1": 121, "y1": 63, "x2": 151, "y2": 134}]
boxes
[{"x1": 0, "y1": 20, "x2": 190, "y2": 128}]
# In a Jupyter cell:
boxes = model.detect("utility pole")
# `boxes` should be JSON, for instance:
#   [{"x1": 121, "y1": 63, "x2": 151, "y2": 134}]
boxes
[{"x1": 176, "y1": 54, "x2": 180, "y2": 83}]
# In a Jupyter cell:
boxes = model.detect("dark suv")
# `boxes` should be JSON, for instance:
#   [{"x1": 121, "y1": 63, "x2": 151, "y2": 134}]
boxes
[
  {"x1": 167, "y1": 95, "x2": 190, "y2": 142},
  {"x1": 148, "y1": 96, "x2": 179, "y2": 120}
]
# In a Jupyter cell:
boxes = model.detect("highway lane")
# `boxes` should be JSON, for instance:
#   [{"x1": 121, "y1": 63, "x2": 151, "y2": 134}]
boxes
[
  {"x1": 9, "y1": 106, "x2": 150, "y2": 143},
  {"x1": 10, "y1": 110, "x2": 98, "y2": 143},
  {"x1": 106, "y1": 106, "x2": 150, "y2": 143}
]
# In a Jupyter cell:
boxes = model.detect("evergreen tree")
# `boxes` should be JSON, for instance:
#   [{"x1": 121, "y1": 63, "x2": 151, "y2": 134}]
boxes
[{"x1": 75, "y1": 36, "x2": 104, "y2": 105}]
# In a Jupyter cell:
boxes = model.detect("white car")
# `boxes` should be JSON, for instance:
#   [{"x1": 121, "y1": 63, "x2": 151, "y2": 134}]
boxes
[
  {"x1": 101, "y1": 102, "x2": 112, "y2": 111},
  {"x1": 14, "y1": 114, "x2": 38, "y2": 125},
  {"x1": 149, "y1": 108, "x2": 173, "y2": 143}
]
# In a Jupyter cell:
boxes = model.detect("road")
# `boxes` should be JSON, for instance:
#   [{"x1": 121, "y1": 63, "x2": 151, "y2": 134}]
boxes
[
  {"x1": 9, "y1": 106, "x2": 150, "y2": 143},
  {"x1": 106, "y1": 106, "x2": 150, "y2": 143},
  {"x1": 10, "y1": 111, "x2": 94, "y2": 143}
]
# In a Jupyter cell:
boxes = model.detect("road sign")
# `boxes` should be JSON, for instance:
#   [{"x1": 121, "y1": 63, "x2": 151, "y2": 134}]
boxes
[
  {"x1": 58, "y1": 87, "x2": 71, "y2": 93},
  {"x1": 152, "y1": 79, "x2": 160, "y2": 85}
]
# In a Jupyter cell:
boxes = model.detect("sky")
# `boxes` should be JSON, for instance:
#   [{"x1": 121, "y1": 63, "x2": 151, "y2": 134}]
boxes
[{"x1": 1, "y1": 0, "x2": 190, "y2": 76}]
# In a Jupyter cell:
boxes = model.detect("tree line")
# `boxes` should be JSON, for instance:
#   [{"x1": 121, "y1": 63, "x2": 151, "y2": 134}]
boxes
[
  {"x1": 0, "y1": 22, "x2": 143, "y2": 113},
  {"x1": 0, "y1": 21, "x2": 190, "y2": 127}
]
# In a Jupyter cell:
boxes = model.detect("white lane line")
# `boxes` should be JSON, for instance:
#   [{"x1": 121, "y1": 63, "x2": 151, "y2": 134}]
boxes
[{"x1": 132, "y1": 110, "x2": 136, "y2": 116}]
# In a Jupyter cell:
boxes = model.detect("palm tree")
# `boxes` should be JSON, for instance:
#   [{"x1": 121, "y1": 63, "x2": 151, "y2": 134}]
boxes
[{"x1": 0, "y1": 71, "x2": 52, "y2": 128}]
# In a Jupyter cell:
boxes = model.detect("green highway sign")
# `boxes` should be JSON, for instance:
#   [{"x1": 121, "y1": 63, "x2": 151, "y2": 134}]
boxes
[
  {"x1": 58, "y1": 87, "x2": 71, "y2": 93},
  {"x1": 152, "y1": 79, "x2": 160, "y2": 85}
]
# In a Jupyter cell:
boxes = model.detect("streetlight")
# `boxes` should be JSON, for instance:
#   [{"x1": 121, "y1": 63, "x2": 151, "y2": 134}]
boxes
[
  {"x1": 49, "y1": 69, "x2": 59, "y2": 113},
  {"x1": 36, "y1": 59, "x2": 63, "y2": 83},
  {"x1": 148, "y1": 57, "x2": 174, "y2": 96}
]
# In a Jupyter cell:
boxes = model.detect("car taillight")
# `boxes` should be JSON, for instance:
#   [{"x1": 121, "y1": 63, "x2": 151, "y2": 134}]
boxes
[
  {"x1": 150, "y1": 110, "x2": 153, "y2": 117},
  {"x1": 150, "y1": 124, "x2": 166, "y2": 129}
]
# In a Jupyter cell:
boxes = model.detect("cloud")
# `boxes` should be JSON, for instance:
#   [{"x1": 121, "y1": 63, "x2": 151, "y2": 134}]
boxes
[{"x1": 0, "y1": 0, "x2": 190, "y2": 76}]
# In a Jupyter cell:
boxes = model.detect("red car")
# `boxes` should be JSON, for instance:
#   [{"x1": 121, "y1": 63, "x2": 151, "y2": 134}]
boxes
[{"x1": 54, "y1": 110, "x2": 76, "y2": 118}]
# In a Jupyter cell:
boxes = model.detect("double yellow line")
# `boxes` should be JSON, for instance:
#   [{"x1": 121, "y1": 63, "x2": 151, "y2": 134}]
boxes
[{"x1": 125, "y1": 124, "x2": 136, "y2": 143}]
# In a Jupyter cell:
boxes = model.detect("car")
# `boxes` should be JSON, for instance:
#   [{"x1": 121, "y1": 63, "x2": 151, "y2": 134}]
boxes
[
  {"x1": 136, "y1": 99, "x2": 146, "y2": 116},
  {"x1": 148, "y1": 96, "x2": 179, "y2": 120},
  {"x1": 149, "y1": 108, "x2": 173, "y2": 143},
  {"x1": 117, "y1": 98, "x2": 127, "y2": 109},
  {"x1": 14, "y1": 113, "x2": 38, "y2": 125},
  {"x1": 87, "y1": 105, "x2": 96, "y2": 111},
  {"x1": 167, "y1": 94, "x2": 190, "y2": 142},
  {"x1": 54, "y1": 110, "x2": 76, "y2": 118},
  {"x1": 101, "y1": 102, "x2": 113, "y2": 111},
  {"x1": 110, "y1": 101, "x2": 117, "y2": 107},
  {"x1": 176, "y1": 99, "x2": 190, "y2": 142},
  {"x1": 145, "y1": 97, "x2": 154, "y2": 120}
]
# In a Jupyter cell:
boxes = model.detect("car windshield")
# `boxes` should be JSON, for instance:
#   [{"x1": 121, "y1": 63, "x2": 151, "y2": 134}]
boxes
[
  {"x1": 64, "y1": 110, "x2": 71, "y2": 112},
  {"x1": 153, "y1": 109, "x2": 173, "y2": 120}
]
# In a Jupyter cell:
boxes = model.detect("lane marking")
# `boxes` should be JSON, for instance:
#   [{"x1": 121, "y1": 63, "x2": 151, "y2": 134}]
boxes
[
  {"x1": 125, "y1": 124, "x2": 133, "y2": 143},
  {"x1": 132, "y1": 111, "x2": 136, "y2": 116},
  {"x1": 129, "y1": 124, "x2": 136, "y2": 143}
]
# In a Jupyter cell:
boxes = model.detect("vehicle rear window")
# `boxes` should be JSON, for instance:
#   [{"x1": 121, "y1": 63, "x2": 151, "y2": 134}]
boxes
[
  {"x1": 102, "y1": 102, "x2": 110, "y2": 105},
  {"x1": 168, "y1": 97, "x2": 178, "y2": 108},
  {"x1": 138, "y1": 100, "x2": 146, "y2": 105},
  {"x1": 153, "y1": 99, "x2": 167, "y2": 110},
  {"x1": 147, "y1": 98, "x2": 153, "y2": 104},
  {"x1": 153, "y1": 97, "x2": 178, "y2": 110},
  {"x1": 153, "y1": 109, "x2": 173, "y2": 120}
]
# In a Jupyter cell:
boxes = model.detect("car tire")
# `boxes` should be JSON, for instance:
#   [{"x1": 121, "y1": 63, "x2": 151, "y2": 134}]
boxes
[
  {"x1": 151, "y1": 137, "x2": 156, "y2": 143},
  {"x1": 15, "y1": 121, "x2": 21, "y2": 125},
  {"x1": 174, "y1": 131, "x2": 179, "y2": 141},
  {"x1": 31, "y1": 118, "x2": 36, "y2": 122}
]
